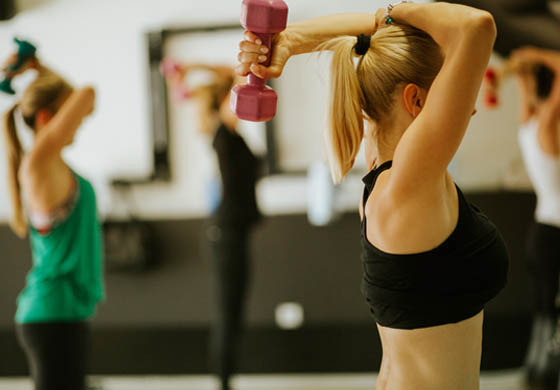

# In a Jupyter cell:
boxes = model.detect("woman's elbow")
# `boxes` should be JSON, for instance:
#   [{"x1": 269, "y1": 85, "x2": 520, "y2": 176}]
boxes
[
  {"x1": 467, "y1": 11, "x2": 497, "y2": 43},
  {"x1": 78, "y1": 86, "x2": 96, "y2": 116},
  {"x1": 81, "y1": 86, "x2": 96, "y2": 101},
  {"x1": 476, "y1": 11, "x2": 497, "y2": 39}
]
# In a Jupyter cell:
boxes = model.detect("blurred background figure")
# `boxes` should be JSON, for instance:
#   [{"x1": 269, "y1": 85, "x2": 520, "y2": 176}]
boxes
[
  {"x1": 163, "y1": 60, "x2": 261, "y2": 390},
  {"x1": 1, "y1": 42, "x2": 104, "y2": 390},
  {"x1": 485, "y1": 48, "x2": 560, "y2": 390}
]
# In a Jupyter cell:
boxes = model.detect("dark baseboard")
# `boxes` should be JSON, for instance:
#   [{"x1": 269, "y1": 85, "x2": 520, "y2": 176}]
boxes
[{"x1": 0, "y1": 313, "x2": 531, "y2": 376}]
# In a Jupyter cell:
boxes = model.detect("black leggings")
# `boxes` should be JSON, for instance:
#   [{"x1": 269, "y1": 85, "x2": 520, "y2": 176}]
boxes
[
  {"x1": 207, "y1": 224, "x2": 251, "y2": 390},
  {"x1": 16, "y1": 322, "x2": 89, "y2": 390},
  {"x1": 526, "y1": 222, "x2": 560, "y2": 316}
]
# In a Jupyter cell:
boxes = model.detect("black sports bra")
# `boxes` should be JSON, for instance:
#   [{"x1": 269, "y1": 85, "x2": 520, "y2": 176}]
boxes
[{"x1": 360, "y1": 161, "x2": 509, "y2": 329}]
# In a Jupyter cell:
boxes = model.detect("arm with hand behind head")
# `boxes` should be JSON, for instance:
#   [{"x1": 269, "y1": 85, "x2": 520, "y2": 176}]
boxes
[
  {"x1": 511, "y1": 48, "x2": 560, "y2": 114},
  {"x1": 177, "y1": 62, "x2": 239, "y2": 134},
  {"x1": 511, "y1": 47, "x2": 560, "y2": 154},
  {"x1": 28, "y1": 86, "x2": 95, "y2": 167},
  {"x1": 387, "y1": 2, "x2": 497, "y2": 193},
  {"x1": 236, "y1": 13, "x2": 380, "y2": 79},
  {"x1": 163, "y1": 61, "x2": 235, "y2": 89}
]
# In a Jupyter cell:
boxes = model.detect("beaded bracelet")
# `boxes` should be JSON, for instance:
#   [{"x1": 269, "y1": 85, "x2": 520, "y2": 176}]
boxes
[{"x1": 385, "y1": 1, "x2": 412, "y2": 24}]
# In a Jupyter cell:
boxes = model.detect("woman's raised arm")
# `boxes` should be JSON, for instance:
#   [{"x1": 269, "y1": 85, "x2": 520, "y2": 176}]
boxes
[
  {"x1": 387, "y1": 2, "x2": 497, "y2": 192},
  {"x1": 236, "y1": 13, "x2": 377, "y2": 79},
  {"x1": 512, "y1": 47, "x2": 560, "y2": 154},
  {"x1": 28, "y1": 87, "x2": 95, "y2": 167}
]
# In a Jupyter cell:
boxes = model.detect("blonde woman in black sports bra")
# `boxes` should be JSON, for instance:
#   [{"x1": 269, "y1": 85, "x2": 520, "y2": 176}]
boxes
[{"x1": 236, "y1": 2, "x2": 509, "y2": 389}]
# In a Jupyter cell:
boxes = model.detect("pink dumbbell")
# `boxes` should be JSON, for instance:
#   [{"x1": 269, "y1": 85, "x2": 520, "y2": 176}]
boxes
[
  {"x1": 160, "y1": 58, "x2": 193, "y2": 102},
  {"x1": 230, "y1": 0, "x2": 289, "y2": 122}
]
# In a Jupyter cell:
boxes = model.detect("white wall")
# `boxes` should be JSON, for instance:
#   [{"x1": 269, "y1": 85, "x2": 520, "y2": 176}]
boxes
[
  {"x1": 453, "y1": 56, "x2": 530, "y2": 191},
  {"x1": 0, "y1": 0, "x2": 528, "y2": 223}
]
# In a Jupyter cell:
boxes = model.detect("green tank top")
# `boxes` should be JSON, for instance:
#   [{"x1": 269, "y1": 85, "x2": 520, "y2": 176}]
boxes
[{"x1": 15, "y1": 174, "x2": 105, "y2": 323}]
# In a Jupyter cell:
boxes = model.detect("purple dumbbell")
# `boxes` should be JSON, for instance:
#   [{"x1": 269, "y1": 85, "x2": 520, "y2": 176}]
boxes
[{"x1": 230, "y1": 0, "x2": 288, "y2": 122}]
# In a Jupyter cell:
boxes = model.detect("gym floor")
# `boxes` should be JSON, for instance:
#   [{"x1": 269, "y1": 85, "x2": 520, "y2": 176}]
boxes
[{"x1": 0, "y1": 370, "x2": 528, "y2": 390}]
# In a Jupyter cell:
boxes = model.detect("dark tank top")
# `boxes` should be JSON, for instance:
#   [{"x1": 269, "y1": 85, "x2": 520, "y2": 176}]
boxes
[
  {"x1": 212, "y1": 123, "x2": 261, "y2": 229},
  {"x1": 361, "y1": 161, "x2": 509, "y2": 329}
]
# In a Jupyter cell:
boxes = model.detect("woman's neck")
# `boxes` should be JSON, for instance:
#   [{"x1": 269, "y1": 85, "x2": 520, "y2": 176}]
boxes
[{"x1": 373, "y1": 123, "x2": 408, "y2": 166}]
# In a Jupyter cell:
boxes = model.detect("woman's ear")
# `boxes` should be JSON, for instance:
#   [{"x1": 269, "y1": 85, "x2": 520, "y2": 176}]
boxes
[
  {"x1": 402, "y1": 83, "x2": 425, "y2": 118},
  {"x1": 34, "y1": 108, "x2": 53, "y2": 130}
]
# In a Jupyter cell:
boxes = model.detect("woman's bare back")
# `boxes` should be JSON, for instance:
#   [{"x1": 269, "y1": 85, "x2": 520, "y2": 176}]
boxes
[{"x1": 19, "y1": 155, "x2": 74, "y2": 214}]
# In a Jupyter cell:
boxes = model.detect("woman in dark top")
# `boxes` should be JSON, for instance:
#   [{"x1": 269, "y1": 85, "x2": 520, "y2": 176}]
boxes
[
  {"x1": 236, "y1": 3, "x2": 508, "y2": 389},
  {"x1": 164, "y1": 62, "x2": 260, "y2": 390}
]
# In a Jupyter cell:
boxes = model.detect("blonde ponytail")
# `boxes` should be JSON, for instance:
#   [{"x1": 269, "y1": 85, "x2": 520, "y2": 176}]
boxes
[
  {"x1": 3, "y1": 104, "x2": 27, "y2": 237},
  {"x1": 1, "y1": 65, "x2": 72, "y2": 238},
  {"x1": 320, "y1": 37, "x2": 366, "y2": 184},
  {"x1": 319, "y1": 24, "x2": 443, "y2": 183}
]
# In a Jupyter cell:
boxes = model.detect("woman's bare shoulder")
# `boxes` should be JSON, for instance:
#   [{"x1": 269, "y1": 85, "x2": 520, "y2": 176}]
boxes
[{"x1": 365, "y1": 172, "x2": 457, "y2": 254}]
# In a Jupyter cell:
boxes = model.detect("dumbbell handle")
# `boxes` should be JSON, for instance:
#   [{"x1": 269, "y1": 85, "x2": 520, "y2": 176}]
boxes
[
  {"x1": 10, "y1": 38, "x2": 37, "y2": 72},
  {"x1": 247, "y1": 32, "x2": 272, "y2": 88}
]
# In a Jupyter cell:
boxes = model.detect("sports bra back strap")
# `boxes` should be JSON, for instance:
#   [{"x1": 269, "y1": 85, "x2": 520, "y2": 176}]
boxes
[{"x1": 362, "y1": 160, "x2": 393, "y2": 209}]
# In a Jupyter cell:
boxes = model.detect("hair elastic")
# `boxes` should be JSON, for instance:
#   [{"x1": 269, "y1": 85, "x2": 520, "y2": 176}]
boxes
[{"x1": 355, "y1": 34, "x2": 372, "y2": 56}]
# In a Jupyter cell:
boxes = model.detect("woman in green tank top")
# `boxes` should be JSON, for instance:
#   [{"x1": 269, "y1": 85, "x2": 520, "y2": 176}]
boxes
[{"x1": 2, "y1": 49, "x2": 104, "y2": 390}]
